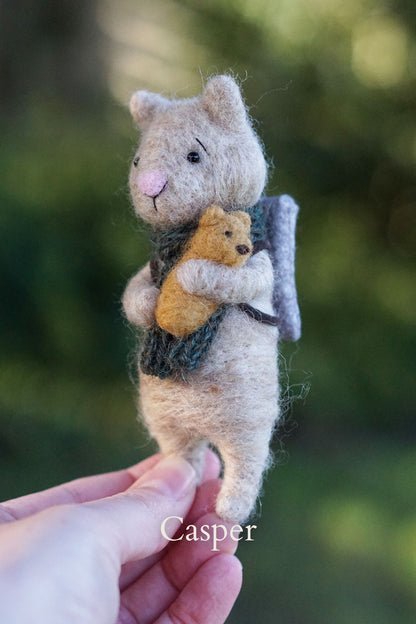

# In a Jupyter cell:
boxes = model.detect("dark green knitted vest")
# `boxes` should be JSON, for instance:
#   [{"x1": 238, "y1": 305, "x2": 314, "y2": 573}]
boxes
[{"x1": 140, "y1": 200, "x2": 268, "y2": 380}]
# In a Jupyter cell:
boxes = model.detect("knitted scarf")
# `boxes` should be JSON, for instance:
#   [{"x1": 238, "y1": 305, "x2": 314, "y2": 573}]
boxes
[{"x1": 140, "y1": 200, "x2": 268, "y2": 380}]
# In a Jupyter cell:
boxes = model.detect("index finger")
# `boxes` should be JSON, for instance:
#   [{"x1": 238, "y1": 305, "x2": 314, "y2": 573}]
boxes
[{"x1": 0, "y1": 450, "x2": 221, "y2": 524}]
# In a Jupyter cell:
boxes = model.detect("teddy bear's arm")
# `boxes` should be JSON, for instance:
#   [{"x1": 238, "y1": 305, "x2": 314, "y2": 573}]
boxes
[
  {"x1": 122, "y1": 263, "x2": 159, "y2": 329},
  {"x1": 176, "y1": 251, "x2": 273, "y2": 304}
]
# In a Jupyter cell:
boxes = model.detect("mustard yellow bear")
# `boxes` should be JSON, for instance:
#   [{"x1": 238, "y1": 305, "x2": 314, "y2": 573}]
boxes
[{"x1": 155, "y1": 205, "x2": 252, "y2": 338}]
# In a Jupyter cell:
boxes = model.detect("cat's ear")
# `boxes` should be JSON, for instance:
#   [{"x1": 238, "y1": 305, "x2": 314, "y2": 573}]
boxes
[
  {"x1": 201, "y1": 75, "x2": 247, "y2": 130},
  {"x1": 129, "y1": 91, "x2": 171, "y2": 129}
]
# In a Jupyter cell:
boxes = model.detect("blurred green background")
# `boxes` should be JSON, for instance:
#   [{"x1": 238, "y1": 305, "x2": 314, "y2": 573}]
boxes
[{"x1": 1, "y1": 0, "x2": 415, "y2": 621}]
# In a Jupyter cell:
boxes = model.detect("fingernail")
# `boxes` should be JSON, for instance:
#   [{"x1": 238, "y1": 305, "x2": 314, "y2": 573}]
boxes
[{"x1": 137, "y1": 456, "x2": 196, "y2": 500}]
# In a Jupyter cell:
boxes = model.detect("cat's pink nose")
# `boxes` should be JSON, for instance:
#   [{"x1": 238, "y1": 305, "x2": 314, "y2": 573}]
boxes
[{"x1": 137, "y1": 170, "x2": 168, "y2": 197}]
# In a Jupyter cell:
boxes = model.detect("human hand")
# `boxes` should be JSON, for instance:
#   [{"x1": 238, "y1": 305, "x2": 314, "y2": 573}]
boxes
[{"x1": 0, "y1": 452, "x2": 242, "y2": 624}]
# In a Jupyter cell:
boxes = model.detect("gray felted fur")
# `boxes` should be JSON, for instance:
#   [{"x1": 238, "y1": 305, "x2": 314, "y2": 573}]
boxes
[
  {"x1": 266, "y1": 194, "x2": 301, "y2": 341},
  {"x1": 123, "y1": 75, "x2": 301, "y2": 524}
]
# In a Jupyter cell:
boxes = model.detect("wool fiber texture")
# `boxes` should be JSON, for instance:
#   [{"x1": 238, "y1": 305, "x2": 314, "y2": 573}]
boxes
[
  {"x1": 140, "y1": 200, "x2": 267, "y2": 379},
  {"x1": 155, "y1": 205, "x2": 252, "y2": 337},
  {"x1": 123, "y1": 75, "x2": 301, "y2": 524},
  {"x1": 266, "y1": 194, "x2": 301, "y2": 341},
  {"x1": 128, "y1": 76, "x2": 267, "y2": 228}
]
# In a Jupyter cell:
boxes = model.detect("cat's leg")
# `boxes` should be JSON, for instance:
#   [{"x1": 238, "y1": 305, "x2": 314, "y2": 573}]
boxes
[
  {"x1": 148, "y1": 422, "x2": 209, "y2": 483},
  {"x1": 139, "y1": 374, "x2": 209, "y2": 481},
  {"x1": 214, "y1": 431, "x2": 273, "y2": 524}
]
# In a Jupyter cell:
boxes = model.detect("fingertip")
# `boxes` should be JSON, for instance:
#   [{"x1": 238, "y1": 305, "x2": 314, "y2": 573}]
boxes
[
  {"x1": 127, "y1": 454, "x2": 161, "y2": 481},
  {"x1": 89, "y1": 456, "x2": 197, "y2": 563},
  {"x1": 202, "y1": 449, "x2": 222, "y2": 482},
  {"x1": 127, "y1": 449, "x2": 220, "y2": 487},
  {"x1": 132, "y1": 456, "x2": 196, "y2": 501}
]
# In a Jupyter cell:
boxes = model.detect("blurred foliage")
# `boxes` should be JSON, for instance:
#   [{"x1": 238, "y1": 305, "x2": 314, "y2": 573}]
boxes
[
  {"x1": 233, "y1": 435, "x2": 416, "y2": 624},
  {"x1": 1, "y1": 0, "x2": 416, "y2": 622}
]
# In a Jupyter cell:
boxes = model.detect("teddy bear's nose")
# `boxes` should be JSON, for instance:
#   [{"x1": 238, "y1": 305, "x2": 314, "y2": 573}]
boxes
[
  {"x1": 236, "y1": 244, "x2": 250, "y2": 256},
  {"x1": 137, "y1": 170, "x2": 168, "y2": 198}
]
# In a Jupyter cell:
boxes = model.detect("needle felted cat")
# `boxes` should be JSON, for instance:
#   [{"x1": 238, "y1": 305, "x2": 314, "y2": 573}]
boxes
[{"x1": 123, "y1": 75, "x2": 301, "y2": 523}]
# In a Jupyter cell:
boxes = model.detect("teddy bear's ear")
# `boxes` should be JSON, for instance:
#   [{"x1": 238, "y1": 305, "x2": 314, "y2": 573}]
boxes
[
  {"x1": 201, "y1": 75, "x2": 247, "y2": 130},
  {"x1": 234, "y1": 211, "x2": 251, "y2": 228},
  {"x1": 129, "y1": 91, "x2": 170, "y2": 129},
  {"x1": 199, "y1": 205, "x2": 224, "y2": 227}
]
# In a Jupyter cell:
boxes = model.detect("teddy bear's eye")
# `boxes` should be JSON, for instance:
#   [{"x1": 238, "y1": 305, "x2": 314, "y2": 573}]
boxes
[
  {"x1": 133, "y1": 156, "x2": 140, "y2": 167},
  {"x1": 224, "y1": 230, "x2": 232, "y2": 238},
  {"x1": 187, "y1": 151, "x2": 200, "y2": 163}
]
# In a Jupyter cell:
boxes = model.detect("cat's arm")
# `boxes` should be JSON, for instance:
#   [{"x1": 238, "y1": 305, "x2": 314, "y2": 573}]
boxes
[
  {"x1": 122, "y1": 262, "x2": 159, "y2": 328},
  {"x1": 176, "y1": 251, "x2": 273, "y2": 303}
]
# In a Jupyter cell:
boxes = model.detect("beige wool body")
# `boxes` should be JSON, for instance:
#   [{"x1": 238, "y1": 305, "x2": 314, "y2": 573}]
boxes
[
  {"x1": 124, "y1": 251, "x2": 278, "y2": 523},
  {"x1": 140, "y1": 250, "x2": 278, "y2": 523},
  {"x1": 123, "y1": 75, "x2": 281, "y2": 524}
]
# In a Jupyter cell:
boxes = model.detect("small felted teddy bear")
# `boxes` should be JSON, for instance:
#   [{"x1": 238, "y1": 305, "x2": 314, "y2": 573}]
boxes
[
  {"x1": 155, "y1": 205, "x2": 252, "y2": 338},
  {"x1": 123, "y1": 74, "x2": 300, "y2": 523}
]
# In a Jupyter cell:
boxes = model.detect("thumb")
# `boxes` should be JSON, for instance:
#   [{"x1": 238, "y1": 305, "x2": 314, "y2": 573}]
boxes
[{"x1": 85, "y1": 456, "x2": 196, "y2": 563}]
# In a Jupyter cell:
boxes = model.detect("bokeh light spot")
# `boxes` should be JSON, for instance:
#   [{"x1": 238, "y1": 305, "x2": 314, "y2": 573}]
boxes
[
  {"x1": 315, "y1": 497, "x2": 387, "y2": 559},
  {"x1": 352, "y1": 16, "x2": 409, "y2": 87}
]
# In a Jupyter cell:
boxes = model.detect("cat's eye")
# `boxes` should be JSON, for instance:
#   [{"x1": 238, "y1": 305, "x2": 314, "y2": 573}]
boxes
[
  {"x1": 133, "y1": 156, "x2": 140, "y2": 167},
  {"x1": 187, "y1": 151, "x2": 200, "y2": 163},
  {"x1": 224, "y1": 231, "x2": 232, "y2": 238}
]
